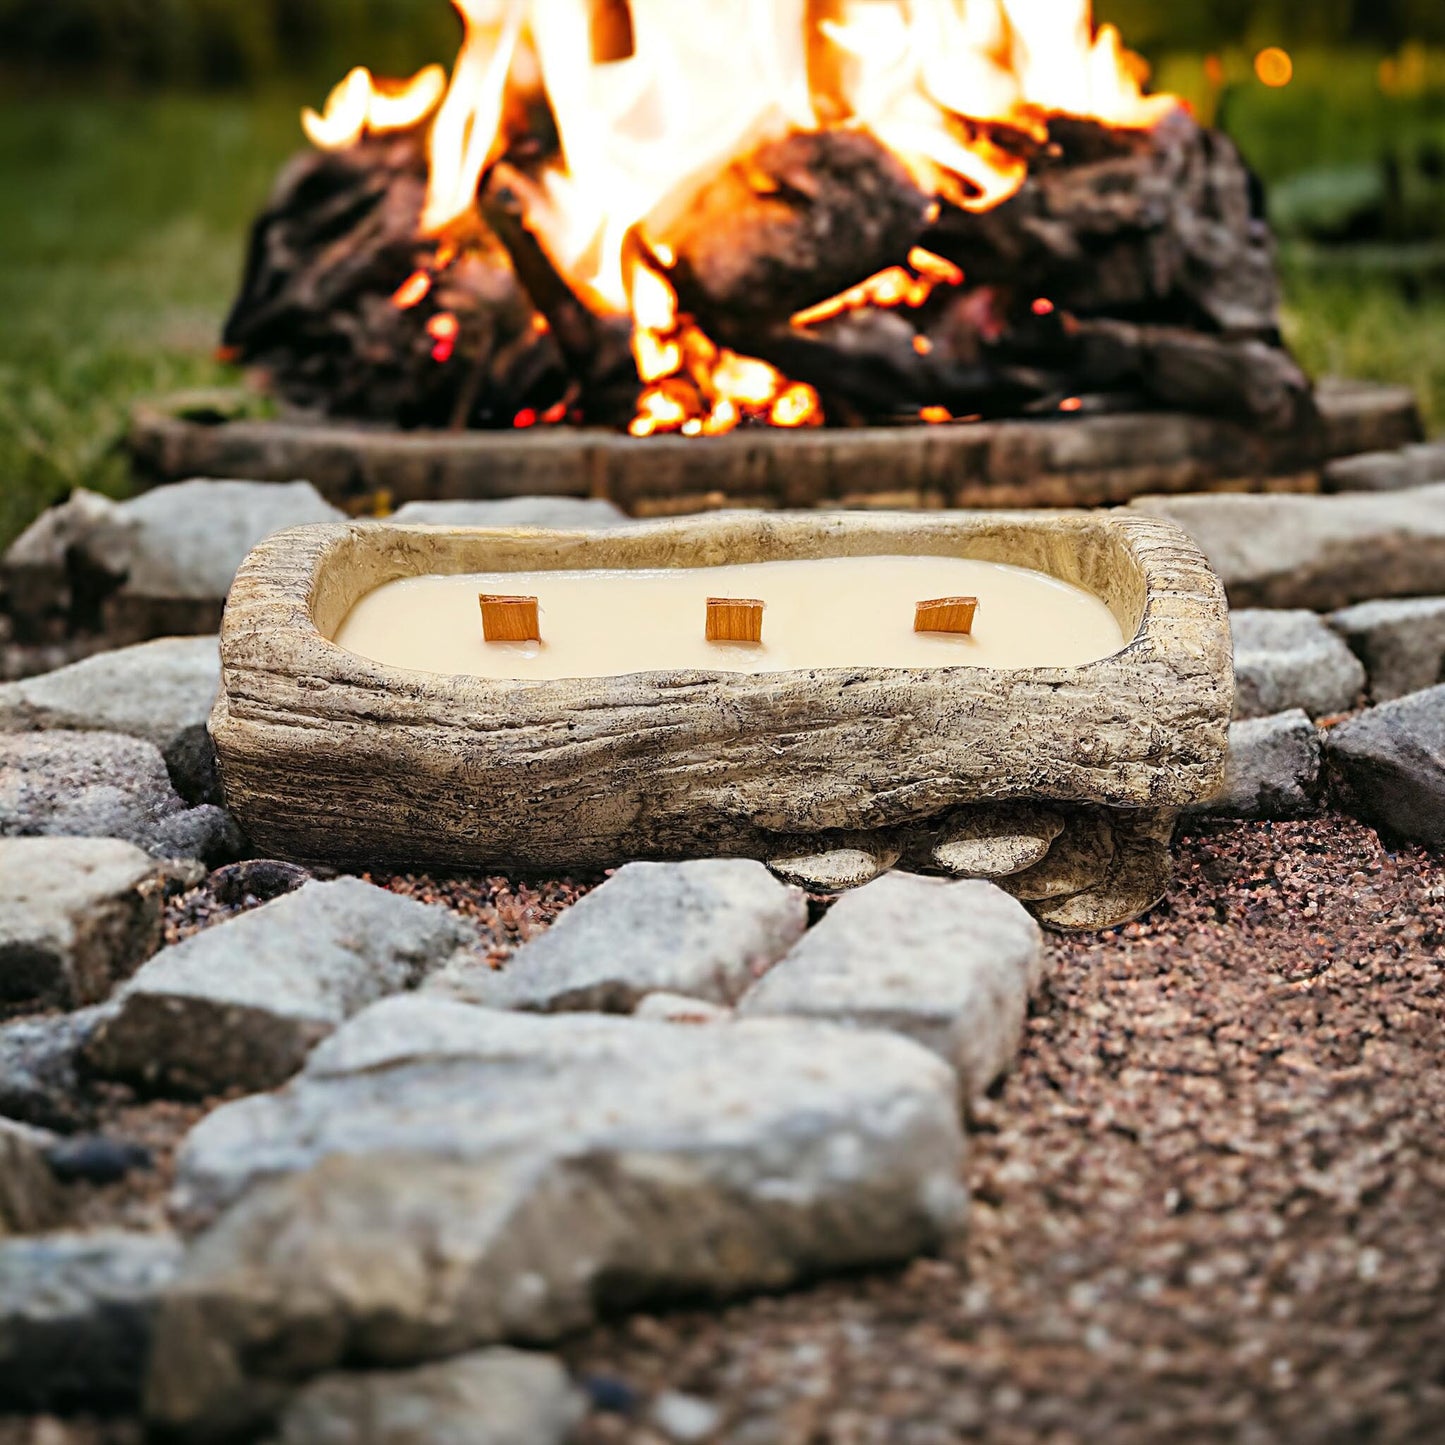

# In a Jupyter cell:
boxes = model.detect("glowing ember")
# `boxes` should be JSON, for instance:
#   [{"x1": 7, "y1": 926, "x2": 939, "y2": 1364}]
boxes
[{"x1": 392, "y1": 271, "x2": 433, "y2": 309}]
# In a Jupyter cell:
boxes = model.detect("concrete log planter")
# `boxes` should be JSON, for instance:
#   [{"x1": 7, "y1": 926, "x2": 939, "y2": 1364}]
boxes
[{"x1": 212, "y1": 510, "x2": 1234, "y2": 930}]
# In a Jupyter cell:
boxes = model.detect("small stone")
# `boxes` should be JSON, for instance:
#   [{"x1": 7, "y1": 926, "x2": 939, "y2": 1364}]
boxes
[
  {"x1": 0, "y1": 1231, "x2": 182, "y2": 1409},
  {"x1": 0, "y1": 838, "x2": 166, "y2": 1007},
  {"x1": 1327, "y1": 596, "x2": 1445, "y2": 703},
  {"x1": 0, "y1": 731, "x2": 243, "y2": 865},
  {"x1": 1188, "y1": 711, "x2": 1322, "y2": 820},
  {"x1": 0, "y1": 1119, "x2": 63, "y2": 1235},
  {"x1": 0, "y1": 637, "x2": 220, "y2": 801},
  {"x1": 928, "y1": 805, "x2": 1064, "y2": 879},
  {"x1": 1325, "y1": 685, "x2": 1445, "y2": 847},
  {"x1": 766, "y1": 840, "x2": 901, "y2": 893},
  {"x1": 737, "y1": 873, "x2": 1044, "y2": 1099},
  {"x1": 391, "y1": 497, "x2": 629, "y2": 529},
  {"x1": 152, "y1": 1000, "x2": 965, "y2": 1436},
  {"x1": 208, "y1": 858, "x2": 314, "y2": 907},
  {"x1": 633, "y1": 992, "x2": 734, "y2": 1024},
  {"x1": 430, "y1": 860, "x2": 806, "y2": 1013},
  {"x1": 272, "y1": 1349, "x2": 585, "y2": 1445},
  {"x1": 0, "y1": 1007, "x2": 112, "y2": 1132},
  {"x1": 87, "y1": 878, "x2": 476, "y2": 1096},
  {"x1": 1230, "y1": 610, "x2": 1365, "y2": 720},
  {"x1": 652, "y1": 1390, "x2": 724, "y2": 1442},
  {"x1": 44, "y1": 1136, "x2": 153, "y2": 1187}
]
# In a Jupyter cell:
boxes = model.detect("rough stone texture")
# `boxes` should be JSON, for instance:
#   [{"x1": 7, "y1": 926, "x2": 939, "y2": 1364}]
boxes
[
  {"x1": 272, "y1": 1349, "x2": 585, "y2": 1445},
  {"x1": 0, "y1": 730, "x2": 243, "y2": 864},
  {"x1": 0, "y1": 1230, "x2": 183, "y2": 1410},
  {"x1": 1002, "y1": 810, "x2": 1116, "y2": 902},
  {"x1": 737, "y1": 874, "x2": 1044, "y2": 1099},
  {"x1": 1328, "y1": 596, "x2": 1445, "y2": 703},
  {"x1": 1188, "y1": 711, "x2": 1322, "y2": 820},
  {"x1": 1323, "y1": 439, "x2": 1445, "y2": 493},
  {"x1": 766, "y1": 839, "x2": 900, "y2": 893},
  {"x1": 87, "y1": 878, "x2": 476, "y2": 1097},
  {"x1": 0, "y1": 838, "x2": 165, "y2": 1007},
  {"x1": 926, "y1": 805, "x2": 1064, "y2": 878},
  {"x1": 391, "y1": 496, "x2": 629, "y2": 529},
  {"x1": 1229, "y1": 609, "x2": 1366, "y2": 720},
  {"x1": 1024, "y1": 810, "x2": 1177, "y2": 932},
  {"x1": 152, "y1": 998, "x2": 966, "y2": 1437},
  {"x1": 0, "y1": 1007, "x2": 111, "y2": 1133},
  {"x1": 1325, "y1": 685, "x2": 1445, "y2": 847},
  {"x1": 0, "y1": 1119, "x2": 62, "y2": 1235},
  {"x1": 0, "y1": 637, "x2": 221, "y2": 802},
  {"x1": 212, "y1": 511, "x2": 1232, "y2": 886},
  {"x1": 431, "y1": 860, "x2": 806, "y2": 1013},
  {"x1": 1130, "y1": 483, "x2": 1445, "y2": 611}
]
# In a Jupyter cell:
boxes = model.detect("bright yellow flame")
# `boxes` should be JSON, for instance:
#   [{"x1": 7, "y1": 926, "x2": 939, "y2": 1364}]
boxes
[
  {"x1": 1254, "y1": 47, "x2": 1293, "y2": 89},
  {"x1": 303, "y1": 65, "x2": 448, "y2": 151}
]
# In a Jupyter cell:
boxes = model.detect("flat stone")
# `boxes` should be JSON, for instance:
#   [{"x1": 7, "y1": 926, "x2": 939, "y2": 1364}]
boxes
[
  {"x1": 1230, "y1": 610, "x2": 1365, "y2": 720},
  {"x1": 0, "y1": 1119, "x2": 63, "y2": 1234},
  {"x1": 0, "y1": 1007, "x2": 112, "y2": 1132},
  {"x1": 0, "y1": 1230, "x2": 183, "y2": 1409},
  {"x1": 1130, "y1": 483, "x2": 1445, "y2": 611},
  {"x1": 736, "y1": 873, "x2": 1044, "y2": 1099},
  {"x1": 1327, "y1": 596, "x2": 1445, "y2": 703},
  {"x1": 766, "y1": 840, "x2": 901, "y2": 893},
  {"x1": 1323, "y1": 440, "x2": 1445, "y2": 493},
  {"x1": 88, "y1": 879, "x2": 476, "y2": 1097},
  {"x1": 430, "y1": 860, "x2": 806, "y2": 1012},
  {"x1": 0, "y1": 838, "x2": 165, "y2": 1007},
  {"x1": 0, "y1": 731, "x2": 243, "y2": 864},
  {"x1": 272, "y1": 1349, "x2": 585, "y2": 1445},
  {"x1": 928, "y1": 805, "x2": 1064, "y2": 879},
  {"x1": 1325, "y1": 685, "x2": 1445, "y2": 847},
  {"x1": 391, "y1": 496, "x2": 630, "y2": 528},
  {"x1": 1188, "y1": 712, "x2": 1322, "y2": 820},
  {"x1": 153, "y1": 1000, "x2": 965, "y2": 1436}
]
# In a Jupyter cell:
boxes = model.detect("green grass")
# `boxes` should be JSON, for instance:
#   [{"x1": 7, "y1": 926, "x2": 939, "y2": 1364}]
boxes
[{"x1": 0, "y1": 88, "x2": 1443, "y2": 553}]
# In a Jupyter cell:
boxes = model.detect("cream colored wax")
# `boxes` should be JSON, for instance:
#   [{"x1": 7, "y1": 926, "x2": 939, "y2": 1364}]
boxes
[{"x1": 332, "y1": 555, "x2": 1126, "y2": 679}]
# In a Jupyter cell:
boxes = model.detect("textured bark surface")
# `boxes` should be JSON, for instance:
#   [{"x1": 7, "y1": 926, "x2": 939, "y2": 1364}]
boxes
[{"x1": 212, "y1": 511, "x2": 1232, "y2": 882}]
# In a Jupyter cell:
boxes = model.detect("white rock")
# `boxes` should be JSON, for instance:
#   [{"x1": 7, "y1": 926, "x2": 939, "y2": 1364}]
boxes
[
  {"x1": 735, "y1": 874, "x2": 1044, "y2": 1100},
  {"x1": 1327, "y1": 596, "x2": 1445, "y2": 703},
  {"x1": 1187, "y1": 712, "x2": 1321, "y2": 820},
  {"x1": 1230, "y1": 609, "x2": 1365, "y2": 719},
  {"x1": 87, "y1": 879, "x2": 476, "y2": 1096},
  {"x1": 652, "y1": 1390, "x2": 724, "y2": 1442},
  {"x1": 0, "y1": 837, "x2": 165, "y2": 1007},
  {"x1": 430, "y1": 860, "x2": 807, "y2": 1012},
  {"x1": 391, "y1": 496, "x2": 629, "y2": 529}
]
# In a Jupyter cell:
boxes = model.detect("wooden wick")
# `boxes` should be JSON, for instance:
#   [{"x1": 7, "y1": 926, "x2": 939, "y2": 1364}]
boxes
[
  {"x1": 914, "y1": 596, "x2": 978, "y2": 635},
  {"x1": 479, "y1": 594, "x2": 541, "y2": 643},
  {"x1": 706, "y1": 597, "x2": 765, "y2": 644}
]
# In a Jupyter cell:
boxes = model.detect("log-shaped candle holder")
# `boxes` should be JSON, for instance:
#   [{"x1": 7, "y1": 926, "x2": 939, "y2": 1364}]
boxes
[{"x1": 212, "y1": 511, "x2": 1234, "y2": 931}]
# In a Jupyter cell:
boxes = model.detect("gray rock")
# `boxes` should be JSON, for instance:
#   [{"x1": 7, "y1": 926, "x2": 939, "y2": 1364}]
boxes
[
  {"x1": 1327, "y1": 596, "x2": 1445, "y2": 703},
  {"x1": 0, "y1": 1230, "x2": 182, "y2": 1409},
  {"x1": 88, "y1": 879, "x2": 476, "y2": 1097},
  {"x1": 1129, "y1": 483, "x2": 1445, "y2": 611},
  {"x1": 391, "y1": 496, "x2": 629, "y2": 529},
  {"x1": 1323, "y1": 440, "x2": 1445, "y2": 493},
  {"x1": 272, "y1": 1349, "x2": 585, "y2": 1445},
  {"x1": 1325, "y1": 685, "x2": 1445, "y2": 847},
  {"x1": 0, "y1": 1119, "x2": 62, "y2": 1234},
  {"x1": 736, "y1": 874, "x2": 1044, "y2": 1100},
  {"x1": 1187, "y1": 712, "x2": 1322, "y2": 820},
  {"x1": 0, "y1": 731, "x2": 243, "y2": 864},
  {"x1": 430, "y1": 860, "x2": 806, "y2": 1013},
  {"x1": 0, "y1": 838, "x2": 165, "y2": 1007},
  {"x1": 652, "y1": 1390, "x2": 724, "y2": 1443},
  {"x1": 152, "y1": 1000, "x2": 965, "y2": 1436},
  {"x1": 1230, "y1": 609, "x2": 1365, "y2": 720},
  {"x1": 0, "y1": 1007, "x2": 111, "y2": 1132},
  {"x1": 633, "y1": 992, "x2": 734, "y2": 1024}
]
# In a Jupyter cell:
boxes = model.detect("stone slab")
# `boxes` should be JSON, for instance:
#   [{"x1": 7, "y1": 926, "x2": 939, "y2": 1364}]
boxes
[
  {"x1": 1328, "y1": 596, "x2": 1445, "y2": 703},
  {"x1": 1230, "y1": 609, "x2": 1366, "y2": 719}
]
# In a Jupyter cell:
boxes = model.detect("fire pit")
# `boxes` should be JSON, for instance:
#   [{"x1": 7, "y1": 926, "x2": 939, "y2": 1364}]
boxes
[
  {"x1": 127, "y1": 0, "x2": 1426, "y2": 514},
  {"x1": 210, "y1": 509, "x2": 1233, "y2": 930}
]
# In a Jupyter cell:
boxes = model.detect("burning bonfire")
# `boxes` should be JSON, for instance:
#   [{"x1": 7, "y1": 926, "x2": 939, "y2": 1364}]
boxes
[{"x1": 225, "y1": 0, "x2": 1313, "y2": 439}]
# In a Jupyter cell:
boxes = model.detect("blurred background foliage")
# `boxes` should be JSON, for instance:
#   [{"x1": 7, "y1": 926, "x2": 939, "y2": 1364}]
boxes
[{"x1": 1, "y1": 0, "x2": 1444, "y2": 547}]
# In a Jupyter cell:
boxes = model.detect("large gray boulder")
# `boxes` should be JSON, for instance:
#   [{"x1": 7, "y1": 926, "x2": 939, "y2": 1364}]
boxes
[
  {"x1": 0, "y1": 837, "x2": 165, "y2": 1007},
  {"x1": 1129, "y1": 483, "x2": 1445, "y2": 611},
  {"x1": 0, "y1": 730, "x2": 243, "y2": 864},
  {"x1": 87, "y1": 879, "x2": 477, "y2": 1097},
  {"x1": 431, "y1": 860, "x2": 807, "y2": 1013},
  {"x1": 271, "y1": 1349, "x2": 585, "y2": 1445},
  {"x1": 1187, "y1": 711, "x2": 1321, "y2": 820},
  {"x1": 0, "y1": 1119, "x2": 62, "y2": 1235},
  {"x1": 0, "y1": 637, "x2": 221, "y2": 801},
  {"x1": 391, "y1": 497, "x2": 629, "y2": 529},
  {"x1": 1328, "y1": 596, "x2": 1445, "y2": 703},
  {"x1": 151, "y1": 999, "x2": 965, "y2": 1437},
  {"x1": 0, "y1": 1231, "x2": 183, "y2": 1409},
  {"x1": 736, "y1": 874, "x2": 1044, "y2": 1100},
  {"x1": 1230, "y1": 609, "x2": 1365, "y2": 720},
  {"x1": 1325, "y1": 685, "x2": 1445, "y2": 847}
]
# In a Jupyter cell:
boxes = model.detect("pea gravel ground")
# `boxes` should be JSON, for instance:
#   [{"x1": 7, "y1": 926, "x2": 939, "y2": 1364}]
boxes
[{"x1": 4, "y1": 812, "x2": 1443, "y2": 1445}]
